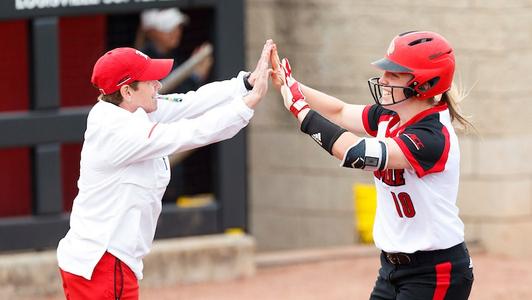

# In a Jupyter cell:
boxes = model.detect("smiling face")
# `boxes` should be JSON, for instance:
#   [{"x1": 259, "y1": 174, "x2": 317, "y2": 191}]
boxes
[
  {"x1": 133, "y1": 80, "x2": 162, "y2": 113},
  {"x1": 119, "y1": 80, "x2": 162, "y2": 113},
  {"x1": 377, "y1": 71, "x2": 414, "y2": 106}
]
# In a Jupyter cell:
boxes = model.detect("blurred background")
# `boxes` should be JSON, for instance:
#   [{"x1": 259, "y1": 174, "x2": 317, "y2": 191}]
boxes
[{"x1": 0, "y1": 0, "x2": 531, "y2": 299}]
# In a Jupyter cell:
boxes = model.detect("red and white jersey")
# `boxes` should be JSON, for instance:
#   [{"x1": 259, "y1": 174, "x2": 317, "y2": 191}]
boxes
[{"x1": 362, "y1": 103, "x2": 464, "y2": 253}]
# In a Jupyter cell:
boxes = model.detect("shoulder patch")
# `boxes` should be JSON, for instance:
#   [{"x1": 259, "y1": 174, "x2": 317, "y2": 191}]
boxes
[
  {"x1": 393, "y1": 115, "x2": 450, "y2": 177},
  {"x1": 403, "y1": 133, "x2": 425, "y2": 150}
]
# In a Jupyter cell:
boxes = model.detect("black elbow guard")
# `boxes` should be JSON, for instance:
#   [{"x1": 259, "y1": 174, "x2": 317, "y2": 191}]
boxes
[
  {"x1": 300, "y1": 110, "x2": 348, "y2": 154},
  {"x1": 341, "y1": 138, "x2": 388, "y2": 171}
]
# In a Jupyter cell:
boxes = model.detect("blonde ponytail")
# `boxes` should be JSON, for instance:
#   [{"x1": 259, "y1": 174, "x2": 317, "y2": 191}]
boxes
[{"x1": 439, "y1": 83, "x2": 475, "y2": 131}]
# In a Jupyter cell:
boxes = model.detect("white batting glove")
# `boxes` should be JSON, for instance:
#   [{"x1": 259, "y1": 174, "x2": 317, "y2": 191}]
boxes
[{"x1": 280, "y1": 58, "x2": 309, "y2": 118}]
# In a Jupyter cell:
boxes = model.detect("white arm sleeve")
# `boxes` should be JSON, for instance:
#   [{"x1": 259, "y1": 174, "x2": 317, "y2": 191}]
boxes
[
  {"x1": 99, "y1": 98, "x2": 253, "y2": 166},
  {"x1": 149, "y1": 71, "x2": 250, "y2": 123}
]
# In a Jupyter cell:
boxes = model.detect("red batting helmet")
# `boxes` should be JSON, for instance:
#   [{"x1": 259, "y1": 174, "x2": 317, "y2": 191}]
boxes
[{"x1": 368, "y1": 31, "x2": 455, "y2": 105}]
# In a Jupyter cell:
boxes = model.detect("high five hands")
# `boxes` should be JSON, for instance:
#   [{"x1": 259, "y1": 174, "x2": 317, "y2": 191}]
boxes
[
  {"x1": 244, "y1": 39, "x2": 310, "y2": 121},
  {"x1": 270, "y1": 44, "x2": 310, "y2": 121},
  {"x1": 243, "y1": 40, "x2": 274, "y2": 109}
]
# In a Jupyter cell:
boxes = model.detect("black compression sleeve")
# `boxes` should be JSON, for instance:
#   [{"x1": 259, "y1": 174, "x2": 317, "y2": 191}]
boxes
[{"x1": 300, "y1": 110, "x2": 348, "y2": 155}]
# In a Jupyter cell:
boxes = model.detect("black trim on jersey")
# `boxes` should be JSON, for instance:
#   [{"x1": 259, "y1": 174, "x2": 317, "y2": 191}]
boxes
[
  {"x1": 363, "y1": 103, "x2": 451, "y2": 177},
  {"x1": 362, "y1": 104, "x2": 395, "y2": 137},
  {"x1": 392, "y1": 113, "x2": 450, "y2": 177}
]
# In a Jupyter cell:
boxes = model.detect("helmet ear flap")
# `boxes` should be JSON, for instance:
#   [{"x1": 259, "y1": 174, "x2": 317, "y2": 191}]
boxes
[
  {"x1": 418, "y1": 77, "x2": 440, "y2": 92},
  {"x1": 407, "y1": 76, "x2": 441, "y2": 99},
  {"x1": 403, "y1": 87, "x2": 416, "y2": 99}
]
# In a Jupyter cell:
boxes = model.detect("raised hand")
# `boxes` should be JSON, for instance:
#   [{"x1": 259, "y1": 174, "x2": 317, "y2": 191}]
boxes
[
  {"x1": 270, "y1": 44, "x2": 284, "y2": 91},
  {"x1": 247, "y1": 39, "x2": 274, "y2": 87},
  {"x1": 280, "y1": 58, "x2": 305, "y2": 103},
  {"x1": 279, "y1": 58, "x2": 309, "y2": 119},
  {"x1": 243, "y1": 40, "x2": 273, "y2": 109}
]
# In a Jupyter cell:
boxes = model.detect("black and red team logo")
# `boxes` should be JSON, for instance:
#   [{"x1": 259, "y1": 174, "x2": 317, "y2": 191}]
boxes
[
  {"x1": 404, "y1": 133, "x2": 424, "y2": 150},
  {"x1": 375, "y1": 169, "x2": 405, "y2": 186}
]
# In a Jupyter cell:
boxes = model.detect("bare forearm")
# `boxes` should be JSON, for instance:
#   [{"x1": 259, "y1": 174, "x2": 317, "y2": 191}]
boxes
[
  {"x1": 301, "y1": 84, "x2": 368, "y2": 135},
  {"x1": 299, "y1": 83, "x2": 345, "y2": 123}
]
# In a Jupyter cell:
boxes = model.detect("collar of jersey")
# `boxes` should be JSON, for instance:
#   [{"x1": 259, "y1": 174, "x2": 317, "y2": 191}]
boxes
[{"x1": 389, "y1": 102, "x2": 448, "y2": 136}]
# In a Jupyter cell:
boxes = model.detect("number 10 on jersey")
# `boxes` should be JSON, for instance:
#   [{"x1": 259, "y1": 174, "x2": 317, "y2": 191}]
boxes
[{"x1": 391, "y1": 191, "x2": 416, "y2": 218}]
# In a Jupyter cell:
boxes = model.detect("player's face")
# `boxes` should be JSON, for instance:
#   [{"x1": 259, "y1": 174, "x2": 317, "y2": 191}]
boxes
[
  {"x1": 378, "y1": 71, "x2": 414, "y2": 106},
  {"x1": 130, "y1": 80, "x2": 162, "y2": 113}
]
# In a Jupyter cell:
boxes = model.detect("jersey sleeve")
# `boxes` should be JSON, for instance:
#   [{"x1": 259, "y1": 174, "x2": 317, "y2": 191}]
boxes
[
  {"x1": 99, "y1": 99, "x2": 253, "y2": 167},
  {"x1": 392, "y1": 122, "x2": 451, "y2": 178},
  {"x1": 361, "y1": 104, "x2": 394, "y2": 137}
]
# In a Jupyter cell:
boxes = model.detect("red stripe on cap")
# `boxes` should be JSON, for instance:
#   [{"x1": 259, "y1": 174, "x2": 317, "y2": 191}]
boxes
[
  {"x1": 433, "y1": 262, "x2": 452, "y2": 300},
  {"x1": 148, "y1": 122, "x2": 159, "y2": 138}
]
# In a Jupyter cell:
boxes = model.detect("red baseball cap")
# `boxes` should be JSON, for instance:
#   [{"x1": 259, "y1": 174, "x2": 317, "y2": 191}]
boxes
[{"x1": 91, "y1": 47, "x2": 173, "y2": 95}]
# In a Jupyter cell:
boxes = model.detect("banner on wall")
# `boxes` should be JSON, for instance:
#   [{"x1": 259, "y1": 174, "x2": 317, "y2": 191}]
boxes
[{"x1": 0, "y1": 0, "x2": 186, "y2": 19}]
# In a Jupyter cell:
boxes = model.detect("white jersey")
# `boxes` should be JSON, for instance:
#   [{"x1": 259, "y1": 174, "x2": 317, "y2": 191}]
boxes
[
  {"x1": 362, "y1": 103, "x2": 464, "y2": 253},
  {"x1": 57, "y1": 72, "x2": 253, "y2": 280}
]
